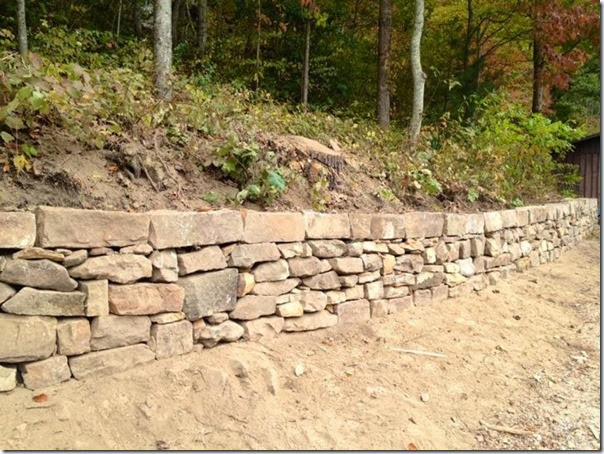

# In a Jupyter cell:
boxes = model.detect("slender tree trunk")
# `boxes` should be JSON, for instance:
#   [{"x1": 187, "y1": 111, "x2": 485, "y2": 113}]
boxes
[
  {"x1": 116, "y1": 0, "x2": 123, "y2": 38},
  {"x1": 197, "y1": 0, "x2": 207, "y2": 53},
  {"x1": 154, "y1": 0, "x2": 173, "y2": 101},
  {"x1": 254, "y1": 0, "x2": 262, "y2": 91},
  {"x1": 172, "y1": 0, "x2": 181, "y2": 46},
  {"x1": 409, "y1": 0, "x2": 425, "y2": 148},
  {"x1": 377, "y1": 0, "x2": 391, "y2": 128},
  {"x1": 17, "y1": 0, "x2": 28, "y2": 57},
  {"x1": 301, "y1": 20, "x2": 311, "y2": 108},
  {"x1": 532, "y1": 31, "x2": 545, "y2": 113},
  {"x1": 134, "y1": 0, "x2": 144, "y2": 38},
  {"x1": 462, "y1": 0, "x2": 473, "y2": 70}
]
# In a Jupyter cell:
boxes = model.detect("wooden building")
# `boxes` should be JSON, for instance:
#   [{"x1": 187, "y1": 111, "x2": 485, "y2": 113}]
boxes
[{"x1": 564, "y1": 133, "x2": 600, "y2": 202}]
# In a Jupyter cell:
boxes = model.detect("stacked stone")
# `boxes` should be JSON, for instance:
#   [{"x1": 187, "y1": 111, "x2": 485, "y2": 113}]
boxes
[{"x1": 0, "y1": 199, "x2": 598, "y2": 392}]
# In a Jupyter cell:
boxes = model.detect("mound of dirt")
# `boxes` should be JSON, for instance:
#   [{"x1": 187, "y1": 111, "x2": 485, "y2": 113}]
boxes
[{"x1": 0, "y1": 240, "x2": 599, "y2": 450}]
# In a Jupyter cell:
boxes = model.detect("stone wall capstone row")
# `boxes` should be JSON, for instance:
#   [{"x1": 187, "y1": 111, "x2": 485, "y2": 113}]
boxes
[
  {"x1": 36, "y1": 207, "x2": 149, "y2": 248},
  {"x1": 0, "y1": 198, "x2": 598, "y2": 391},
  {"x1": 0, "y1": 212, "x2": 36, "y2": 249}
]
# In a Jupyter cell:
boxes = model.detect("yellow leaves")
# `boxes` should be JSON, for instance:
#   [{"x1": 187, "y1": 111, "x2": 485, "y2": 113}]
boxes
[{"x1": 13, "y1": 154, "x2": 31, "y2": 173}]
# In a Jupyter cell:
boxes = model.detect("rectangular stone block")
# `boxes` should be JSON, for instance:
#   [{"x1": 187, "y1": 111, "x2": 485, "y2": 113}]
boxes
[
  {"x1": 483, "y1": 211, "x2": 503, "y2": 232},
  {"x1": 333, "y1": 299, "x2": 370, "y2": 324},
  {"x1": 0, "y1": 212, "x2": 36, "y2": 248},
  {"x1": 282, "y1": 310, "x2": 338, "y2": 332},
  {"x1": 229, "y1": 243, "x2": 281, "y2": 268},
  {"x1": 0, "y1": 365, "x2": 17, "y2": 392},
  {"x1": 90, "y1": 315, "x2": 151, "y2": 351},
  {"x1": 57, "y1": 318, "x2": 91, "y2": 356},
  {"x1": 501, "y1": 210, "x2": 518, "y2": 228},
  {"x1": 109, "y1": 283, "x2": 184, "y2": 315},
  {"x1": 36, "y1": 206, "x2": 149, "y2": 248},
  {"x1": 19, "y1": 355, "x2": 71, "y2": 389},
  {"x1": 79, "y1": 280, "x2": 109, "y2": 317},
  {"x1": 240, "y1": 316, "x2": 284, "y2": 341},
  {"x1": 465, "y1": 213, "x2": 485, "y2": 235},
  {"x1": 149, "y1": 209, "x2": 243, "y2": 249},
  {"x1": 404, "y1": 212, "x2": 444, "y2": 238},
  {"x1": 1, "y1": 288, "x2": 86, "y2": 316},
  {"x1": 304, "y1": 212, "x2": 351, "y2": 239},
  {"x1": 69, "y1": 344, "x2": 156, "y2": 380},
  {"x1": 0, "y1": 314, "x2": 57, "y2": 363},
  {"x1": 515, "y1": 207, "x2": 530, "y2": 226},
  {"x1": 444, "y1": 213, "x2": 466, "y2": 236},
  {"x1": 229, "y1": 295, "x2": 276, "y2": 320},
  {"x1": 178, "y1": 268, "x2": 238, "y2": 321},
  {"x1": 243, "y1": 211, "x2": 305, "y2": 243},
  {"x1": 349, "y1": 213, "x2": 405, "y2": 240},
  {"x1": 148, "y1": 320, "x2": 193, "y2": 359},
  {"x1": 177, "y1": 246, "x2": 227, "y2": 275}
]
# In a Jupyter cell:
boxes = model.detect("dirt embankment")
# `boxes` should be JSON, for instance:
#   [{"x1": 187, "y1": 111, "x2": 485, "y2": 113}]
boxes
[{"x1": 0, "y1": 238, "x2": 600, "y2": 450}]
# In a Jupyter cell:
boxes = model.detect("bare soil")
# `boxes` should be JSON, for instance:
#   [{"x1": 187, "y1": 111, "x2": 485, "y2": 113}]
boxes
[{"x1": 0, "y1": 239, "x2": 600, "y2": 450}]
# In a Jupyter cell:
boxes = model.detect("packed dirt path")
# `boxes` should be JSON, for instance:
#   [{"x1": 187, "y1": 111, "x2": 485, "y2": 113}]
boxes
[{"x1": 0, "y1": 238, "x2": 600, "y2": 450}]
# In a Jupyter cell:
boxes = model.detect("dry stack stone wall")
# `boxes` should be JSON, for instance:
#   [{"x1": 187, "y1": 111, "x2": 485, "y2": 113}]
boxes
[{"x1": 0, "y1": 199, "x2": 598, "y2": 391}]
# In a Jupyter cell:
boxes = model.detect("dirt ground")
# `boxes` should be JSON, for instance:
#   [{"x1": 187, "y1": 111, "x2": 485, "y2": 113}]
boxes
[{"x1": 0, "y1": 238, "x2": 600, "y2": 450}]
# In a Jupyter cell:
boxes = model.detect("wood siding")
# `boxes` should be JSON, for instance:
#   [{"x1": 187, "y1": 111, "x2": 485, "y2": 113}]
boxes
[{"x1": 564, "y1": 135, "x2": 600, "y2": 202}]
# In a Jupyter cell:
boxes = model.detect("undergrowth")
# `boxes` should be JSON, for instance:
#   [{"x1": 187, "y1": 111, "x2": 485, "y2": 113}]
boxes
[{"x1": 0, "y1": 26, "x2": 582, "y2": 207}]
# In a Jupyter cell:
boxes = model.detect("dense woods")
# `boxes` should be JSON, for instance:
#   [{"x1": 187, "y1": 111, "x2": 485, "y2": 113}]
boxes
[{"x1": 0, "y1": 0, "x2": 600, "y2": 210}]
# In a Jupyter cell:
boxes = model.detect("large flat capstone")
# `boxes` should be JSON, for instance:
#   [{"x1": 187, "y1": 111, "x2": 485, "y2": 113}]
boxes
[{"x1": 0, "y1": 212, "x2": 36, "y2": 248}]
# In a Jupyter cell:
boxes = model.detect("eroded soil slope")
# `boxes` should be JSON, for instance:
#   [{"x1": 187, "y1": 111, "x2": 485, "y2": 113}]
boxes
[{"x1": 0, "y1": 239, "x2": 600, "y2": 450}]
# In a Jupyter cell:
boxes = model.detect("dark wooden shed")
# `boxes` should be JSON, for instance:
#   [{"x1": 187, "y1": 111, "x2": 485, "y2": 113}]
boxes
[{"x1": 563, "y1": 133, "x2": 600, "y2": 201}]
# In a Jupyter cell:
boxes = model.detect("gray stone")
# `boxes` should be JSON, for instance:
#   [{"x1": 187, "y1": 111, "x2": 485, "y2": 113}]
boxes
[
  {"x1": 457, "y1": 258, "x2": 476, "y2": 277},
  {"x1": 179, "y1": 268, "x2": 238, "y2": 321},
  {"x1": 149, "y1": 209, "x2": 243, "y2": 249},
  {"x1": 195, "y1": 320, "x2": 244, "y2": 347},
  {"x1": 0, "y1": 365, "x2": 17, "y2": 392},
  {"x1": 251, "y1": 278, "x2": 300, "y2": 296},
  {"x1": 282, "y1": 310, "x2": 338, "y2": 332},
  {"x1": 288, "y1": 257, "x2": 323, "y2": 277},
  {"x1": 0, "y1": 212, "x2": 36, "y2": 248},
  {"x1": 240, "y1": 316, "x2": 284, "y2": 341},
  {"x1": 229, "y1": 295, "x2": 276, "y2": 320},
  {"x1": 148, "y1": 320, "x2": 193, "y2": 359},
  {"x1": 63, "y1": 249, "x2": 88, "y2": 268},
  {"x1": 307, "y1": 239, "x2": 348, "y2": 258},
  {"x1": 444, "y1": 213, "x2": 466, "y2": 236},
  {"x1": 328, "y1": 257, "x2": 364, "y2": 274},
  {"x1": 0, "y1": 259, "x2": 77, "y2": 291},
  {"x1": 150, "y1": 249, "x2": 178, "y2": 282},
  {"x1": 253, "y1": 259, "x2": 290, "y2": 282},
  {"x1": 349, "y1": 213, "x2": 405, "y2": 240},
  {"x1": 483, "y1": 211, "x2": 503, "y2": 232},
  {"x1": 178, "y1": 246, "x2": 227, "y2": 275},
  {"x1": 243, "y1": 211, "x2": 305, "y2": 243},
  {"x1": 205, "y1": 312, "x2": 228, "y2": 324},
  {"x1": 2, "y1": 288, "x2": 86, "y2": 316},
  {"x1": 36, "y1": 206, "x2": 149, "y2": 248},
  {"x1": 277, "y1": 242, "x2": 310, "y2": 259},
  {"x1": 79, "y1": 280, "x2": 109, "y2": 317},
  {"x1": 346, "y1": 242, "x2": 364, "y2": 257},
  {"x1": 229, "y1": 243, "x2": 281, "y2": 268},
  {"x1": 304, "y1": 212, "x2": 351, "y2": 239},
  {"x1": 298, "y1": 291, "x2": 328, "y2": 312},
  {"x1": 484, "y1": 238, "x2": 501, "y2": 257},
  {"x1": 0, "y1": 314, "x2": 57, "y2": 363},
  {"x1": 361, "y1": 254, "x2": 382, "y2": 272},
  {"x1": 333, "y1": 299, "x2": 370, "y2": 324},
  {"x1": 0, "y1": 282, "x2": 15, "y2": 304},
  {"x1": 19, "y1": 355, "x2": 71, "y2": 389},
  {"x1": 413, "y1": 272, "x2": 445, "y2": 290},
  {"x1": 69, "y1": 344, "x2": 156, "y2": 380},
  {"x1": 69, "y1": 254, "x2": 152, "y2": 284},
  {"x1": 339, "y1": 275, "x2": 359, "y2": 288},
  {"x1": 470, "y1": 238, "x2": 485, "y2": 257},
  {"x1": 90, "y1": 315, "x2": 151, "y2": 351},
  {"x1": 89, "y1": 247, "x2": 115, "y2": 256},
  {"x1": 302, "y1": 271, "x2": 341, "y2": 290},
  {"x1": 394, "y1": 255, "x2": 423, "y2": 273},
  {"x1": 108, "y1": 283, "x2": 184, "y2": 315},
  {"x1": 57, "y1": 318, "x2": 91, "y2": 356}
]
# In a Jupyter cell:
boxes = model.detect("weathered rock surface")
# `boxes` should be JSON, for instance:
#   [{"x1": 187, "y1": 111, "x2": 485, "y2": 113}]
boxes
[
  {"x1": 253, "y1": 259, "x2": 290, "y2": 282},
  {"x1": 251, "y1": 279, "x2": 300, "y2": 296},
  {"x1": 175, "y1": 247, "x2": 226, "y2": 276},
  {"x1": 237, "y1": 272, "x2": 255, "y2": 296},
  {"x1": 0, "y1": 282, "x2": 16, "y2": 304},
  {"x1": 57, "y1": 318, "x2": 91, "y2": 356},
  {"x1": 79, "y1": 280, "x2": 109, "y2": 317},
  {"x1": 243, "y1": 211, "x2": 305, "y2": 243},
  {"x1": 69, "y1": 344, "x2": 156, "y2": 380},
  {"x1": 69, "y1": 254, "x2": 152, "y2": 284},
  {"x1": 304, "y1": 212, "x2": 351, "y2": 239},
  {"x1": 2, "y1": 288, "x2": 86, "y2": 316},
  {"x1": 404, "y1": 212, "x2": 444, "y2": 238},
  {"x1": 275, "y1": 301, "x2": 304, "y2": 318},
  {"x1": 19, "y1": 355, "x2": 72, "y2": 389},
  {"x1": 229, "y1": 295, "x2": 276, "y2": 320},
  {"x1": 0, "y1": 259, "x2": 77, "y2": 291},
  {"x1": 195, "y1": 320, "x2": 244, "y2": 347},
  {"x1": 282, "y1": 310, "x2": 338, "y2": 332},
  {"x1": 0, "y1": 314, "x2": 57, "y2": 363},
  {"x1": 63, "y1": 250, "x2": 88, "y2": 268},
  {"x1": 308, "y1": 240, "x2": 348, "y2": 258},
  {"x1": 150, "y1": 312, "x2": 186, "y2": 324},
  {"x1": 349, "y1": 213, "x2": 405, "y2": 240},
  {"x1": 288, "y1": 257, "x2": 323, "y2": 277},
  {"x1": 394, "y1": 255, "x2": 423, "y2": 273},
  {"x1": 228, "y1": 243, "x2": 281, "y2": 268},
  {"x1": 149, "y1": 209, "x2": 243, "y2": 249},
  {"x1": 119, "y1": 244, "x2": 153, "y2": 255},
  {"x1": 302, "y1": 271, "x2": 341, "y2": 290},
  {"x1": 109, "y1": 283, "x2": 184, "y2": 315},
  {"x1": 333, "y1": 299, "x2": 371, "y2": 324},
  {"x1": 150, "y1": 249, "x2": 178, "y2": 282},
  {"x1": 13, "y1": 247, "x2": 64, "y2": 262},
  {"x1": 148, "y1": 320, "x2": 193, "y2": 359},
  {"x1": 0, "y1": 365, "x2": 17, "y2": 392},
  {"x1": 0, "y1": 212, "x2": 36, "y2": 248},
  {"x1": 328, "y1": 257, "x2": 364, "y2": 274},
  {"x1": 240, "y1": 316, "x2": 284, "y2": 341},
  {"x1": 36, "y1": 206, "x2": 149, "y2": 248},
  {"x1": 90, "y1": 315, "x2": 151, "y2": 351},
  {"x1": 179, "y1": 268, "x2": 238, "y2": 321},
  {"x1": 298, "y1": 291, "x2": 328, "y2": 312},
  {"x1": 205, "y1": 312, "x2": 229, "y2": 324}
]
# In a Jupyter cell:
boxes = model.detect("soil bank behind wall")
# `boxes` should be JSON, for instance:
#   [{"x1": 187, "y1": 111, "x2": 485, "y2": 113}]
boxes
[{"x1": 0, "y1": 199, "x2": 598, "y2": 391}]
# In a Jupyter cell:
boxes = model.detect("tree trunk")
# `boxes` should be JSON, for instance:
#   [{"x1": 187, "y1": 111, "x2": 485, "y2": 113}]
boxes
[
  {"x1": 301, "y1": 20, "x2": 311, "y2": 109},
  {"x1": 17, "y1": 0, "x2": 28, "y2": 57},
  {"x1": 172, "y1": 0, "x2": 181, "y2": 46},
  {"x1": 134, "y1": 0, "x2": 144, "y2": 38},
  {"x1": 116, "y1": 0, "x2": 123, "y2": 38},
  {"x1": 377, "y1": 0, "x2": 392, "y2": 129},
  {"x1": 462, "y1": 0, "x2": 473, "y2": 70},
  {"x1": 154, "y1": 0, "x2": 173, "y2": 101},
  {"x1": 532, "y1": 31, "x2": 545, "y2": 113},
  {"x1": 197, "y1": 0, "x2": 207, "y2": 53},
  {"x1": 409, "y1": 0, "x2": 426, "y2": 148},
  {"x1": 254, "y1": 0, "x2": 262, "y2": 91}
]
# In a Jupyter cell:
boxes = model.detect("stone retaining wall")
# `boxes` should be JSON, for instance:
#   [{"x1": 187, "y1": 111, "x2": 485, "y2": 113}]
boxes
[{"x1": 0, "y1": 199, "x2": 598, "y2": 391}]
